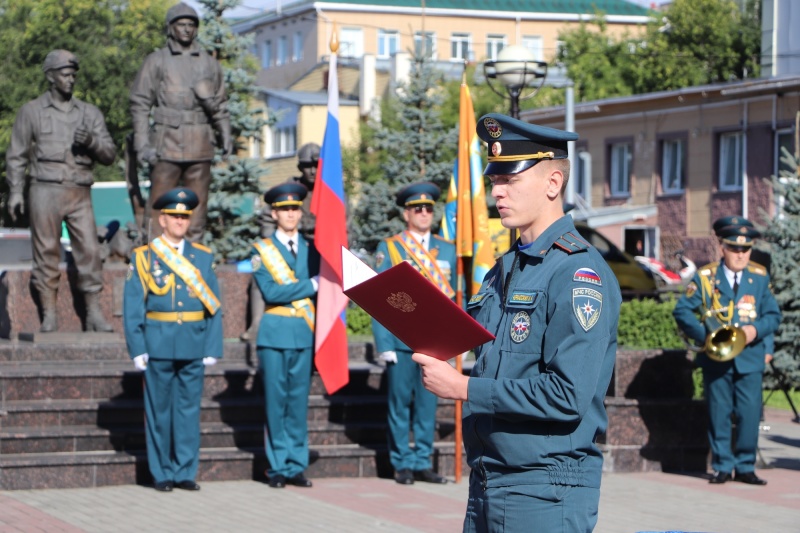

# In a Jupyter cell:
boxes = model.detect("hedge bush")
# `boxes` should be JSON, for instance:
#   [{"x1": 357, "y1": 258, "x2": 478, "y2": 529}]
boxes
[{"x1": 346, "y1": 296, "x2": 687, "y2": 350}]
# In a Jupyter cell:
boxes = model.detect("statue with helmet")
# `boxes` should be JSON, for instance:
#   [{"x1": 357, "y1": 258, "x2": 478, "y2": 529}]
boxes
[
  {"x1": 6, "y1": 49, "x2": 117, "y2": 333},
  {"x1": 129, "y1": 1, "x2": 232, "y2": 243}
]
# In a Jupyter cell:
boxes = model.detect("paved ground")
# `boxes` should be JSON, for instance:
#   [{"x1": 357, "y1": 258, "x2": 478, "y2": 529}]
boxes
[{"x1": 1, "y1": 408, "x2": 798, "y2": 533}]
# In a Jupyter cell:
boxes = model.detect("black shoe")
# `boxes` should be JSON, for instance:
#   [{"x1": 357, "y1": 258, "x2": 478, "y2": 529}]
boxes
[
  {"x1": 154, "y1": 480, "x2": 174, "y2": 492},
  {"x1": 287, "y1": 474, "x2": 313, "y2": 488},
  {"x1": 175, "y1": 480, "x2": 201, "y2": 491},
  {"x1": 413, "y1": 469, "x2": 448, "y2": 484},
  {"x1": 735, "y1": 471, "x2": 767, "y2": 485},
  {"x1": 709, "y1": 472, "x2": 732, "y2": 484},
  {"x1": 268, "y1": 475, "x2": 286, "y2": 488},
  {"x1": 394, "y1": 469, "x2": 414, "y2": 485}
]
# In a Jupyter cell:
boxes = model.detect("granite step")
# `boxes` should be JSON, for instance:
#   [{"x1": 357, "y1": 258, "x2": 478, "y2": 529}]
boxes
[
  {"x1": 0, "y1": 442, "x2": 464, "y2": 490},
  {"x1": 0, "y1": 361, "x2": 388, "y2": 403},
  {"x1": 0, "y1": 417, "x2": 457, "y2": 455}
]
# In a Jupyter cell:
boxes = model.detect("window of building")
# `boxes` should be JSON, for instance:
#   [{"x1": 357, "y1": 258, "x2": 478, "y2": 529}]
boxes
[
  {"x1": 292, "y1": 31, "x2": 303, "y2": 62},
  {"x1": 776, "y1": 129, "x2": 796, "y2": 177},
  {"x1": 522, "y1": 35, "x2": 543, "y2": 61},
  {"x1": 575, "y1": 149, "x2": 590, "y2": 201},
  {"x1": 378, "y1": 29, "x2": 399, "y2": 58},
  {"x1": 661, "y1": 138, "x2": 685, "y2": 193},
  {"x1": 268, "y1": 125, "x2": 297, "y2": 158},
  {"x1": 261, "y1": 40, "x2": 272, "y2": 69},
  {"x1": 609, "y1": 142, "x2": 632, "y2": 196},
  {"x1": 451, "y1": 32, "x2": 471, "y2": 61},
  {"x1": 276, "y1": 36, "x2": 287, "y2": 66},
  {"x1": 486, "y1": 34, "x2": 506, "y2": 60},
  {"x1": 719, "y1": 131, "x2": 743, "y2": 191},
  {"x1": 340, "y1": 27, "x2": 364, "y2": 58},
  {"x1": 414, "y1": 31, "x2": 436, "y2": 58}
]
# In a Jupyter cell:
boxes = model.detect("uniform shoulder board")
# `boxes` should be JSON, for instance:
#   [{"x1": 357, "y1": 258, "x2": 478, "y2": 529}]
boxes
[
  {"x1": 698, "y1": 261, "x2": 719, "y2": 277},
  {"x1": 746, "y1": 262, "x2": 767, "y2": 276},
  {"x1": 431, "y1": 234, "x2": 452, "y2": 244},
  {"x1": 191, "y1": 242, "x2": 212, "y2": 253},
  {"x1": 133, "y1": 244, "x2": 149, "y2": 254},
  {"x1": 553, "y1": 231, "x2": 590, "y2": 254}
]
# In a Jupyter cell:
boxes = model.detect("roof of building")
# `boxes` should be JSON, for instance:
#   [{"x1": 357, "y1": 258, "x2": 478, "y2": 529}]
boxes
[{"x1": 232, "y1": 0, "x2": 649, "y2": 30}]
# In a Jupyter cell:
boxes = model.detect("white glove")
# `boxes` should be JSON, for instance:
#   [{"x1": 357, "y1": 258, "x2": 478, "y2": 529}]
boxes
[
  {"x1": 133, "y1": 354, "x2": 149, "y2": 371},
  {"x1": 310, "y1": 275, "x2": 320, "y2": 292},
  {"x1": 203, "y1": 357, "x2": 218, "y2": 366},
  {"x1": 379, "y1": 351, "x2": 398, "y2": 364}
]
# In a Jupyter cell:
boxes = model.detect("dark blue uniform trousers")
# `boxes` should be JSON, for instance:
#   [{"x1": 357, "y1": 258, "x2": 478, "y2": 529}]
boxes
[
  {"x1": 258, "y1": 347, "x2": 312, "y2": 478},
  {"x1": 386, "y1": 348, "x2": 438, "y2": 471},
  {"x1": 144, "y1": 358, "x2": 205, "y2": 484},
  {"x1": 703, "y1": 365, "x2": 763, "y2": 474},
  {"x1": 463, "y1": 472, "x2": 600, "y2": 533}
]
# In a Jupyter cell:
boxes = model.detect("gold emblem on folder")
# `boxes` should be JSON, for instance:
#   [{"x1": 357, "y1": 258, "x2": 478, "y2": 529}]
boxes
[{"x1": 387, "y1": 292, "x2": 416, "y2": 313}]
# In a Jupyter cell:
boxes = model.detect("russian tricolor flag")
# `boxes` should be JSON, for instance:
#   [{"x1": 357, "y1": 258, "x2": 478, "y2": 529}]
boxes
[{"x1": 310, "y1": 45, "x2": 350, "y2": 394}]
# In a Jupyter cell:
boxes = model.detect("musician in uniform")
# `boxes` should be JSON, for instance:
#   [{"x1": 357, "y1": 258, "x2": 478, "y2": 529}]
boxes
[
  {"x1": 251, "y1": 183, "x2": 319, "y2": 489},
  {"x1": 123, "y1": 187, "x2": 223, "y2": 492},
  {"x1": 411, "y1": 115, "x2": 622, "y2": 532},
  {"x1": 373, "y1": 182, "x2": 454, "y2": 486},
  {"x1": 673, "y1": 216, "x2": 781, "y2": 485}
]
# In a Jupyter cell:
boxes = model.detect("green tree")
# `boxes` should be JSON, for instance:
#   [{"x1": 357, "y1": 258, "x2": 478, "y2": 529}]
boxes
[
  {"x1": 349, "y1": 52, "x2": 457, "y2": 253},
  {"x1": 761, "y1": 146, "x2": 800, "y2": 386},
  {"x1": 196, "y1": 0, "x2": 272, "y2": 262},
  {"x1": 0, "y1": 0, "x2": 167, "y2": 224},
  {"x1": 558, "y1": 0, "x2": 761, "y2": 102}
]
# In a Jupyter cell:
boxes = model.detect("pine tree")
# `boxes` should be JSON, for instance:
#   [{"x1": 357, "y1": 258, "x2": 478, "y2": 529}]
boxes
[
  {"x1": 196, "y1": 0, "x2": 271, "y2": 261},
  {"x1": 349, "y1": 52, "x2": 457, "y2": 253},
  {"x1": 762, "y1": 145, "x2": 800, "y2": 386}
]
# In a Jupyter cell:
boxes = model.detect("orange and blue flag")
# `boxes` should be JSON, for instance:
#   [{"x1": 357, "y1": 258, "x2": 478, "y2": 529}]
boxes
[
  {"x1": 441, "y1": 82, "x2": 493, "y2": 295},
  {"x1": 310, "y1": 40, "x2": 349, "y2": 394}
]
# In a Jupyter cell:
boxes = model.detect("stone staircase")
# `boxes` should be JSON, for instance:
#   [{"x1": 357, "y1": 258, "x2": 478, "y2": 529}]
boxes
[{"x1": 0, "y1": 339, "x2": 461, "y2": 490}]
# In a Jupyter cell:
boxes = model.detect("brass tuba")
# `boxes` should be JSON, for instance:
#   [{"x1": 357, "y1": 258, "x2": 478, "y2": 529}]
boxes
[{"x1": 684, "y1": 274, "x2": 747, "y2": 362}]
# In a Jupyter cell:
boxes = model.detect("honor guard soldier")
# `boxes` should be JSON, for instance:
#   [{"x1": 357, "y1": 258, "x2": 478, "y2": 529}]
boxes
[
  {"x1": 373, "y1": 182, "x2": 455, "y2": 486},
  {"x1": 123, "y1": 187, "x2": 223, "y2": 492},
  {"x1": 251, "y1": 183, "x2": 319, "y2": 489},
  {"x1": 674, "y1": 216, "x2": 781, "y2": 486},
  {"x1": 6, "y1": 49, "x2": 117, "y2": 333},
  {"x1": 412, "y1": 114, "x2": 622, "y2": 532}
]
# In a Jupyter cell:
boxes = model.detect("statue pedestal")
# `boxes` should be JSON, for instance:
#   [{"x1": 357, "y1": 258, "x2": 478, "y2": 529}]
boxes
[{"x1": 1, "y1": 263, "x2": 250, "y2": 341}]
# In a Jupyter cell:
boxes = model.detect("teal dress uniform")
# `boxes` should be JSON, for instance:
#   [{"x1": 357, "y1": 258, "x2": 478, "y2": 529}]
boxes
[
  {"x1": 673, "y1": 258, "x2": 780, "y2": 476},
  {"x1": 464, "y1": 215, "x2": 621, "y2": 532},
  {"x1": 251, "y1": 183, "x2": 319, "y2": 482},
  {"x1": 373, "y1": 229, "x2": 457, "y2": 475},
  {"x1": 123, "y1": 236, "x2": 223, "y2": 486}
]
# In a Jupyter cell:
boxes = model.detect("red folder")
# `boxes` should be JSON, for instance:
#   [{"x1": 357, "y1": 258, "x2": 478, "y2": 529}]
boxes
[{"x1": 342, "y1": 247, "x2": 495, "y2": 361}]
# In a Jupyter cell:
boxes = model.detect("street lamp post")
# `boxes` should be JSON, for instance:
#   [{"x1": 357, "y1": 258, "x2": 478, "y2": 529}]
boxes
[{"x1": 483, "y1": 45, "x2": 548, "y2": 120}]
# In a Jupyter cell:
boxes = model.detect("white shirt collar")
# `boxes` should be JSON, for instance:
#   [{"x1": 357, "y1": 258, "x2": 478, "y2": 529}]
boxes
[
  {"x1": 161, "y1": 235, "x2": 184, "y2": 255},
  {"x1": 409, "y1": 231, "x2": 431, "y2": 249},
  {"x1": 721, "y1": 262, "x2": 740, "y2": 288},
  {"x1": 274, "y1": 229, "x2": 298, "y2": 249}
]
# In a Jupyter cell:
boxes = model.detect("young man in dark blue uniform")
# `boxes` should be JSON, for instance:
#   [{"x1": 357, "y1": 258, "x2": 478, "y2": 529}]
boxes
[
  {"x1": 251, "y1": 183, "x2": 319, "y2": 489},
  {"x1": 674, "y1": 216, "x2": 780, "y2": 486},
  {"x1": 413, "y1": 114, "x2": 622, "y2": 532},
  {"x1": 123, "y1": 187, "x2": 223, "y2": 492},
  {"x1": 373, "y1": 182, "x2": 455, "y2": 486}
]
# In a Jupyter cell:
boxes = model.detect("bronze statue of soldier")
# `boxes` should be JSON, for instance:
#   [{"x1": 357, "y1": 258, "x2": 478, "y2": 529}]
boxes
[
  {"x1": 129, "y1": 2, "x2": 232, "y2": 243},
  {"x1": 6, "y1": 50, "x2": 117, "y2": 333}
]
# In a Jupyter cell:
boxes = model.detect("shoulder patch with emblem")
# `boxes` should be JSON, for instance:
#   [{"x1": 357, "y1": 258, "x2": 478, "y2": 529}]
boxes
[
  {"x1": 573, "y1": 287, "x2": 602, "y2": 332},
  {"x1": 573, "y1": 267, "x2": 602, "y2": 286}
]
